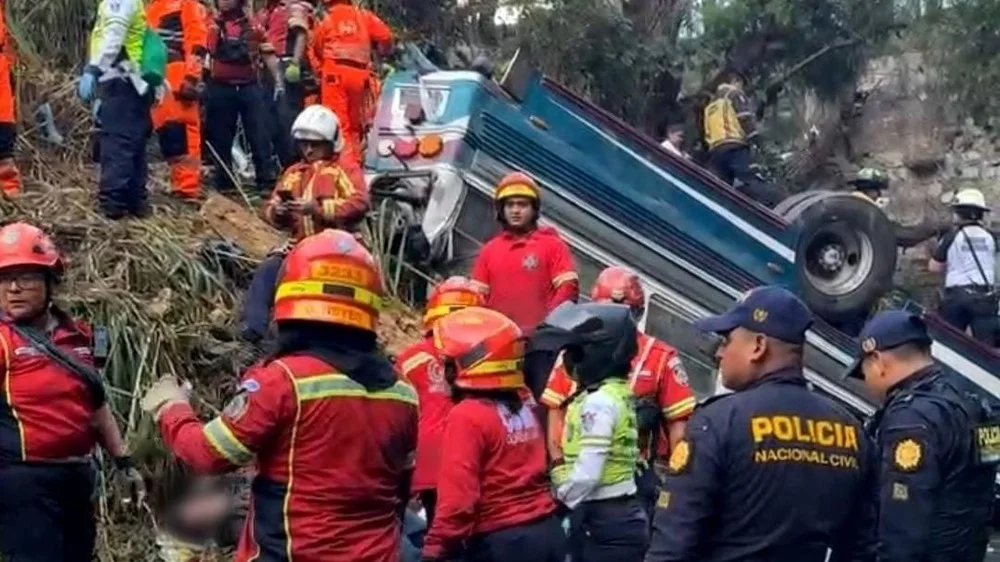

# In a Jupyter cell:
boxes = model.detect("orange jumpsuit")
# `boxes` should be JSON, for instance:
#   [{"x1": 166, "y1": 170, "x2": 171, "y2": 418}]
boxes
[
  {"x1": 0, "y1": 3, "x2": 19, "y2": 197},
  {"x1": 262, "y1": 158, "x2": 370, "y2": 240},
  {"x1": 309, "y1": 2, "x2": 392, "y2": 163},
  {"x1": 148, "y1": 0, "x2": 209, "y2": 198}
]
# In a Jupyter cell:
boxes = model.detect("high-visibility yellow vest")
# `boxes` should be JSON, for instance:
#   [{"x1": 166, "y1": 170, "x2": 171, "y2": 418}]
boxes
[
  {"x1": 554, "y1": 378, "x2": 638, "y2": 487},
  {"x1": 703, "y1": 93, "x2": 746, "y2": 150},
  {"x1": 89, "y1": 0, "x2": 147, "y2": 68}
]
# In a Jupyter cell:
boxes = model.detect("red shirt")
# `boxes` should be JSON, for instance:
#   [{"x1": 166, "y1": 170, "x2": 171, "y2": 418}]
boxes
[
  {"x1": 470, "y1": 226, "x2": 579, "y2": 333},
  {"x1": 208, "y1": 15, "x2": 274, "y2": 84},
  {"x1": 159, "y1": 353, "x2": 418, "y2": 562},
  {"x1": 253, "y1": 0, "x2": 311, "y2": 57},
  {"x1": 542, "y1": 332, "x2": 695, "y2": 461},
  {"x1": 0, "y1": 314, "x2": 100, "y2": 462},
  {"x1": 422, "y1": 396, "x2": 556, "y2": 558},
  {"x1": 395, "y1": 337, "x2": 451, "y2": 491}
]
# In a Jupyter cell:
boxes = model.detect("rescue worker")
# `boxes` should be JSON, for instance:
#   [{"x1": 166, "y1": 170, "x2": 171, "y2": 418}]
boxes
[
  {"x1": 929, "y1": 187, "x2": 999, "y2": 345},
  {"x1": 147, "y1": 0, "x2": 209, "y2": 200},
  {"x1": 421, "y1": 306, "x2": 566, "y2": 562},
  {"x1": 79, "y1": 0, "x2": 156, "y2": 219},
  {"x1": 205, "y1": 0, "x2": 284, "y2": 194},
  {"x1": 0, "y1": 2, "x2": 19, "y2": 198},
  {"x1": 254, "y1": 0, "x2": 312, "y2": 168},
  {"x1": 470, "y1": 171, "x2": 579, "y2": 342},
  {"x1": 142, "y1": 228, "x2": 418, "y2": 562},
  {"x1": 702, "y1": 70, "x2": 782, "y2": 207},
  {"x1": 541, "y1": 266, "x2": 695, "y2": 520},
  {"x1": 529, "y1": 301, "x2": 647, "y2": 561},
  {"x1": 848, "y1": 167, "x2": 948, "y2": 249},
  {"x1": 395, "y1": 276, "x2": 485, "y2": 526},
  {"x1": 309, "y1": 0, "x2": 393, "y2": 165},
  {"x1": 647, "y1": 285, "x2": 876, "y2": 561},
  {"x1": 238, "y1": 105, "x2": 369, "y2": 345},
  {"x1": 0, "y1": 222, "x2": 143, "y2": 562},
  {"x1": 846, "y1": 310, "x2": 997, "y2": 561}
]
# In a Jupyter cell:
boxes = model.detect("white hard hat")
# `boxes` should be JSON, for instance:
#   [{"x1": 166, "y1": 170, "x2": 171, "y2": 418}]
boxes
[
  {"x1": 291, "y1": 105, "x2": 345, "y2": 152},
  {"x1": 951, "y1": 188, "x2": 989, "y2": 211}
]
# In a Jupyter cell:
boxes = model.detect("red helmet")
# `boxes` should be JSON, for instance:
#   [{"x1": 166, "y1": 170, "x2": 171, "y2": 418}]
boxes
[
  {"x1": 494, "y1": 171, "x2": 540, "y2": 205},
  {"x1": 273, "y1": 229, "x2": 384, "y2": 331},
  {"x1": 432, "y1": 307, "x2": 525, "y2": 391},
  {"x1": 0, "y1": 222, "x2": 64, "y2": 275},
  {"x1": 422, "y1": 276, "x2": 485, "y2": 333},
  {"x1": 591, "y1": 266, "x2": 645, "y2": 309}
]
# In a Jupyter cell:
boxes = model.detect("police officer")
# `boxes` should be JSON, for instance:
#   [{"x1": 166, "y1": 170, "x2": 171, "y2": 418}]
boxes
[
  {"x1": 531, "y1": 301, "x2": 647, "y2": 561},
  {"x1": 929, "y1": 188, "x2": 998, "y2": 345},
  {"x1": 647, "y1": 286, "x2": 876, "y2": 562},
  {"x1": 846, "y1": 310, "x2": 997, "y2": 561}
]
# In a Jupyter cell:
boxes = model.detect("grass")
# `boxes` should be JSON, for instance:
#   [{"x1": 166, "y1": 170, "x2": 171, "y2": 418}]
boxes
[{"x1": 1, "y1": 62, "x2": 425, "y2": 560}]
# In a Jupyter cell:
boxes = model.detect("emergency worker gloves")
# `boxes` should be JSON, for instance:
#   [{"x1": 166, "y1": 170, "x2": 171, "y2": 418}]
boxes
[
  {"x1": 77, "y1": 66, "x2": 101, "y2": 103},
  {"x1": 113, "y1": 455, "x2": 147, "y2": 506},
  {"x1": 284, "y1": 61, "x2": 302, "y2": 84},
  {"x1": 141, "y1": 375, "x2": 191, "y2": 421}
]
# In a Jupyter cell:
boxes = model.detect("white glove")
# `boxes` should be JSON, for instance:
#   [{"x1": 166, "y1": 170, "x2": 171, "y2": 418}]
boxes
[{"x1": 141, "y1": 376, "x2": 190, "y2": 420}]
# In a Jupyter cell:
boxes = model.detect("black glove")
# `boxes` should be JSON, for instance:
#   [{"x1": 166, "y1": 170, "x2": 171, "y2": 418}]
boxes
[{"x1": 113, "y1": 456, "x2": 146, "y2": 506}]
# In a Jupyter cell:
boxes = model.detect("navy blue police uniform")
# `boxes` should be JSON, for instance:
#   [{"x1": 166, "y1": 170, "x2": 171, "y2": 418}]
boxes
[
  {"x1": 846, "y1": 310, "x2": 998, "y2": 562},
  {"x1": 646, "y1": 286, "x2": 877, "y2": 562}
]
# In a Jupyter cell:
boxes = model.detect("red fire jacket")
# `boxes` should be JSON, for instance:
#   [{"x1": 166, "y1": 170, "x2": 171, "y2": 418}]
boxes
[
  {"x1": 470, "y1": 226, "x2": 579, "y2": 333},
  {"x1": 395, "y1": 337, "x2": 451, "y2": 492},
  {"x1": 422, "y1": 396, "x2": 557, "y2": 559},
  {"x1": 158, "y1": 353, "x2": 418, "y2": 562},
  {"x1": 0, "y1": 312, "x2": 101, "y2": 462}
]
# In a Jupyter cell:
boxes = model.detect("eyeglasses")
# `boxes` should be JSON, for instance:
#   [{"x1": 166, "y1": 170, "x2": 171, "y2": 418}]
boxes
[{"x1": 0, "y1": 272, "x2": 47, "y2": 289}]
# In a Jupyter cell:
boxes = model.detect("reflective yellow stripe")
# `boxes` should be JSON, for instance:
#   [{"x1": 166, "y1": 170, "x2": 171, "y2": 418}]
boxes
[
  {"x1": 302, "y1": 215, "x2": 316, "y2": 237},
  {"x1": 0, "y1": 333, "x2": 25, "y2": 461},
  {"x1": 552, "y1": 271, "x2": 579, "y2": 288},
  {"x1": 203, "y1": 418, "x2": 254, "y2": 465},
  {"x1": 321, "y1": 199, "x2": 337, "y2": 218},
  {"x1": 541, "y1": 388, "x2": 566, "y2": 408},
  {"x1": 401, "y1": 352, "x2": 435, "y2": 376},
  {"x1": 663, "y1": 397, "x2": 696, "y2": 420},
  {"x1": 468, "y1": 359, "x2": 521, "y2": 376},
  {"x1": 274, "y1": 280, "x2": 384, "y2": 310},
  {"x1": 293, "y1": 373, "x2": 418, "y2": 406},
  {"x1": 275, "y1": 361, "x2": 300, "y2": 561}
]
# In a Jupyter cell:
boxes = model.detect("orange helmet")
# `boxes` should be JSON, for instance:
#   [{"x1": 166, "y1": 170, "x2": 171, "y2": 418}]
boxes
[
  {"x1": 273, "y1": 229, "x2": 384, "y2": 331},
  {"x1": 591, "y1": 266, "x2": 645, "y2": 310},
  {"x1": 433, "y1": 307, "x2": 525, "y2": 391},
  {"x1": 423, "y1": 276, "x2": 485, "y2": 333},
  {"x1": 0, "y1": 222, "x2": 64, "y2": 276},
  {"x1": 494, "y1": 171, "x2": 541, "y2": 205}
]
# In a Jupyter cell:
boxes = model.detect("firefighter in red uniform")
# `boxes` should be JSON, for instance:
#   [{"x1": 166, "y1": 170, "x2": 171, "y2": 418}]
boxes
[
  {"x1": 470, "y1": 171, "x2": 579, "y2": 336},
  {"x1": 142, "y1": 229, "x2": 419, "y2": 562},
  {"x1": 395, "y1": 276, "x2": 485, "y2": 527},
  {"x1": 0, "y1": 222, "x2": 142, "y2": 562},
  {"x1": 541, "y1": 266, "x2": 696, "y2": 519},
  {"x1": 422, "y1": 306, "x2": 567, "y2": 562}
]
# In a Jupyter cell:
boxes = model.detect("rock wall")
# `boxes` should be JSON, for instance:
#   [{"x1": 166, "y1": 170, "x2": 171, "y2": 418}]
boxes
[{"x1": 847, "y1": 51, "x2": 1000, "y2": 303}]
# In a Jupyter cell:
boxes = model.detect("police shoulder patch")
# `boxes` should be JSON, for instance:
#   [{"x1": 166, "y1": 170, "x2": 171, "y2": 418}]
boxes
[
  {"x1": 223, "y1": 392, "x2": 250, "y2": 421},
  {"x1": 893, "y1": 438, "x2": 923, "y2": 472},
  {"x1": 668, "y1": 439, "x2": 691, "y2": 474}
]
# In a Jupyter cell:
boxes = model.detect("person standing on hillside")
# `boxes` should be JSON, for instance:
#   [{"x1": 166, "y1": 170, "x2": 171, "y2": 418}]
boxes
[
  {"x1": 147, "y1": 0, "x2": 209, "y2": 200},
  {"x1": 309, "y1": 0, "x2": 393, "y2": 166},
  {"x1": 253, "y1": 0, "x2": 313, "y2": 169},
  {"x1": 144, "y1": 229, "x2": 418, "y2": 562},
  {"x1": 395, "y1": 276, "x2": 485, "y2": 527},
  {"x1": 0, "y1": 3, "x2": 19, "y2": 198},
  {"x1": 929, "y1": 188, "x2": 999, "y2": 346},
  {"x1": 471, "y1": 171, "x2": 579, "y2": 334},
  {"x1": 79, "y1": 0, "x2": 156, "y2": 219},
  {"x1": 0, "y1": 223, "x2": 142, "y2": 562},
  {"x1": 204, "y1": 0, "x2": 283, "y2": 195}
]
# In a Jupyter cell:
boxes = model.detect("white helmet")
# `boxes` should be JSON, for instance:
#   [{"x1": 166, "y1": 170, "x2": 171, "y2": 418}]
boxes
[
  {"x1": 951, "y1": 188, "x2": 989, "y2": 211},
  {"x1": 291, "y1": 106, "x2": 344, "y2": 152}
]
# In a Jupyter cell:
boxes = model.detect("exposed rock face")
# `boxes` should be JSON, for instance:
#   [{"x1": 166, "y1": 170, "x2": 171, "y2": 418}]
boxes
[{"x1": 847, "y1": 51, "x2": 1000, "y2": 304}]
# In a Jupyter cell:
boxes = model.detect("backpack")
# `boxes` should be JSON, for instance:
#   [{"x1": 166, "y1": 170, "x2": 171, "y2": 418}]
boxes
[{"x1": 215, "y1": 18, "x2": 253, "y2": 65}]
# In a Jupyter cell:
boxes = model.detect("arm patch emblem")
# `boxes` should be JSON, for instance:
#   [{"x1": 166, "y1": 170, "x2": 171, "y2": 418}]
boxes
[
  {"x1": 668, "y1": 439, "x2": 691, "y2": 474},
  {"x1": 893, "y1": 438, "x2": 922, "y2": 472}
]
